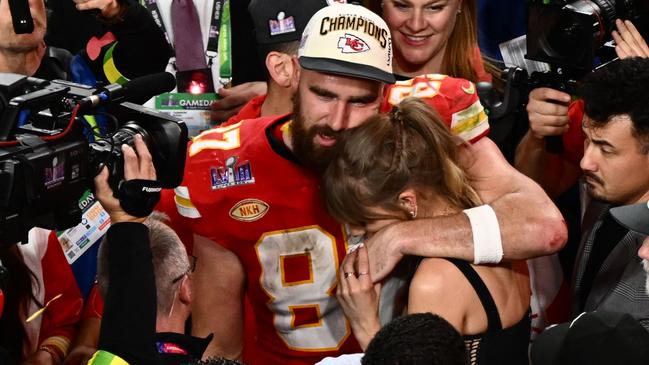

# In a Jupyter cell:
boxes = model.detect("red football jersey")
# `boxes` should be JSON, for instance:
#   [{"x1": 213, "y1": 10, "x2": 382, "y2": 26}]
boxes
[
  {"x1": 382, "y1": 74, "x2": 490, "y2": 144},
  {"x1": 170, "y1": 74, "x2": 491, "y2": 364},
  {"x1": 173, "y1": 116, "x2": 360, "y2": 365}
]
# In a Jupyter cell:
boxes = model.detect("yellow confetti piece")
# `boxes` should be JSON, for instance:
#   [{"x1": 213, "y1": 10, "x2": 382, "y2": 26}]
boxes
[{"x1": 26, "y1": 293, "x2": 62, "y2": 323}]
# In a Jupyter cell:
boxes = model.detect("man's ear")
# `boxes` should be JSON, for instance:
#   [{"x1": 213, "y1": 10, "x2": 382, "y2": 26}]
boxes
[
  {"x1": 178, "y1": 275, "x2": 192, "y2": 304},
  {"x1": 291, "y1": 55, "x2": 301, "y2": 87},
  {"x1": 266, "y1": 51, "x2": 296, "y2": 88}
]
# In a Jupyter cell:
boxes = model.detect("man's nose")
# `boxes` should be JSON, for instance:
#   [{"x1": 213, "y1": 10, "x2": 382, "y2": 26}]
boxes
[
  {"x1": 580, "y1": 146, "x2": 597, "y2": 172},
  {"x1": 329, "y1": 102, "x2": 349, "y2": 131},
  {"x1": 639, "y1": 236, "x2": 649, "y2": 261}
]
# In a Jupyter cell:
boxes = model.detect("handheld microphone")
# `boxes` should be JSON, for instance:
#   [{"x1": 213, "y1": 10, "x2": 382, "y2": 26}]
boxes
[
  {"x1": 77, "y1": 72, "x2": 176, "y2": 112},
  {"x1": 9, "y1": 0, "x2": 34, "y2": 34}
]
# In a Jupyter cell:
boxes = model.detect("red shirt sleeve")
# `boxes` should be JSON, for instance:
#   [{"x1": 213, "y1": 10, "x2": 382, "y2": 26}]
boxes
[
  {"x1": 38, "y1": 232, "x2": 84, "y2": 345},
  {"x1": 561, "y1": 99, "x2": 586, "y2": 167}
]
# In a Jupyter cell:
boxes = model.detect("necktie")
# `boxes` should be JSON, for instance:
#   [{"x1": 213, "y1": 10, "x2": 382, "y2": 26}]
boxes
[{"x1": 171, "y1": 0, "x2": 208, "y2": 71}]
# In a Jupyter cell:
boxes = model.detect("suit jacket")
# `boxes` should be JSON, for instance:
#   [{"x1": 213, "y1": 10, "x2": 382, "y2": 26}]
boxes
[{"x1": 572, "y1": 201, "x2": 649, "y2": 330}]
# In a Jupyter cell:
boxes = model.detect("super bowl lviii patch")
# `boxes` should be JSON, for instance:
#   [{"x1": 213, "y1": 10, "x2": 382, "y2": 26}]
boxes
[
  {"x1": 269, "y1": 12, "x2": 296, "y2": 36},
  {"x1": 211, "y1": 155, "x2": 255, "y2": 190}
]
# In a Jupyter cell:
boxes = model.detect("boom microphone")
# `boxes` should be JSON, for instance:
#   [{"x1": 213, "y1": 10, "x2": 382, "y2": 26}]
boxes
[{"x1": 78, "y1": 72, "x2": 176, "y2": 112}]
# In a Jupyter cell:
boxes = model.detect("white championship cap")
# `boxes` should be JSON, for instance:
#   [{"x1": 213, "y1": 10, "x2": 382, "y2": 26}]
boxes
[{"x1": 298, "y1": 3, "x2": 395, "y2": 84}]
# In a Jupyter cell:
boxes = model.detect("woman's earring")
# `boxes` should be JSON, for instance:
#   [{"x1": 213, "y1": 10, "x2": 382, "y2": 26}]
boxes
[{"x1": 409, "y1": 205, "x2": 418, "y2": 219}]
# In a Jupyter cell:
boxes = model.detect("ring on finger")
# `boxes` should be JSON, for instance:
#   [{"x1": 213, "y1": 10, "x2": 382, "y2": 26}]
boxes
[
  {"x1": 357, "y1": 272, "x2": 369, "y2": 276},
  {"x1": 344, "y1": 272, "x2": 355, "y2": 279}
]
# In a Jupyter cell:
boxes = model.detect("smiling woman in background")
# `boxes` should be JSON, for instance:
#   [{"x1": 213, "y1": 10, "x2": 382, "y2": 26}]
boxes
[{"x1": 381, "y1": 0, "x2": 490, "y2": 82}]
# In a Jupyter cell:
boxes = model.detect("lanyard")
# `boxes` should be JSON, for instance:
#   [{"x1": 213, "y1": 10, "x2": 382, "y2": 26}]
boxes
[
  {"x1": 142, "y1": 0, "x2": 227, "y2": 66},
  {"x1": 218, "y1": 0, "x2": 231, "y2": 80}
]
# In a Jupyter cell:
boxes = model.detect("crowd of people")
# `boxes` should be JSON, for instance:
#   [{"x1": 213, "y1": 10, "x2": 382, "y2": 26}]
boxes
[{"x1": 1, "y1": 0, "x2": 649, "y2": 364}]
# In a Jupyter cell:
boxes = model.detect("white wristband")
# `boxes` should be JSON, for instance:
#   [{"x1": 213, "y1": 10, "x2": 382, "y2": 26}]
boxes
[{"x1": 463, "y1": 204, "x2": 503, "y2": 264}]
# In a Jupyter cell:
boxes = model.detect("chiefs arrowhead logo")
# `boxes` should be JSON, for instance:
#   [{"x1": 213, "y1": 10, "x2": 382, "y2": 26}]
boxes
[{"x1": 337, "y1": 33, "x2": 370, "y2": 53}]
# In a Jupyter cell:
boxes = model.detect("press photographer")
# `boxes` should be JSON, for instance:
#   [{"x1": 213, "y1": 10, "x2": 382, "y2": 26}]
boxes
[
  {"x1": 0, "y1": 71, "x2": 186, "y2": 246},
  {"x1": 0, "y1": 71, "x2": 186, "y2": 365},
  {"x1": 514, "y1": 0, "x2": 649, "y2": 197},
  {"x1": 89, "y1": 135, "x2": 240, "y2": 365},
  {"x1": 0, "y1": 0, "x2": 172, "y2": 361}
]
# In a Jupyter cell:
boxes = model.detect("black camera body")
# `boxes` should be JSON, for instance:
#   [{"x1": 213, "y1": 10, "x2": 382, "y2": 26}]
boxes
[
  {"x1": 527, "y1": 0, "x2": 649, "y2": 73},
  {"x1": 486, "y1": 0, "x2": 648, "y2": 156},
  {"x1": 523, "y1": 0, "x2": 648, "y2": 98},
  {"x1": 0, "y1": 73, "x2": 186, "y2": 246}
]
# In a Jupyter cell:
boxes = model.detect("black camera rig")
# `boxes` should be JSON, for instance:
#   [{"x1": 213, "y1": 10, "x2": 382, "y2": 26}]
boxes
[
  {"x1": 482, "y1": 0, "x2": 648, "y2": 156},
  {"x1": 0, "y1": 72, "x2": 187, "y2": 246}
]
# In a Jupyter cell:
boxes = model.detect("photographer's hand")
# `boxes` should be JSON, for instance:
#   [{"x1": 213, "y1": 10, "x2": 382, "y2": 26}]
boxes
[
  {"x1": 94, "y1": 135, "x2": 156, "y2": 224},
  {"x1": 526, "y1": 87, "x2": 571, "y2": 139},
  {"x1": 613, "y1": 19, "x2": 649, "y2": 59}
]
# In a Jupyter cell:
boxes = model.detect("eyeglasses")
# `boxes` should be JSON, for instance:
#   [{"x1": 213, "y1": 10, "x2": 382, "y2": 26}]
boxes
[{"x1": 171, "y1": 255, "x2": 197, "y2": 284}]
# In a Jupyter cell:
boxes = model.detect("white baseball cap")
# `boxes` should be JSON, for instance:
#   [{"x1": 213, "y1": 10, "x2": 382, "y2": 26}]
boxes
[{"x1": 298, "y1": 3, "x2": 395, "y2": 84}]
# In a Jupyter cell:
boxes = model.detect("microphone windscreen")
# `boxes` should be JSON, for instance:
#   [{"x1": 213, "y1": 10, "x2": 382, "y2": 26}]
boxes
[{"x1": 124, "y1": 72, "x2": 176, "y2": 103}]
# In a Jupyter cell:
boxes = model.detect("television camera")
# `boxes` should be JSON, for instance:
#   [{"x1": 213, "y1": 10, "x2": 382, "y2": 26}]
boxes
[{"x1": 0, "y1": 72, "x2": 187, "y2": 247}]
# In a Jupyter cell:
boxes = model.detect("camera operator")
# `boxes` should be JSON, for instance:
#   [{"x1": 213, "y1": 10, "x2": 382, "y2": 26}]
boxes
[
  {"x1": 1, "y1": 0, "x2": 170, "y2": 362},
  {"x1": 515, "y1": 19, "x2": 648, "y2": 196},
  {"x1": 90, "y1": 135, "x2": 212, "y2": 365}
]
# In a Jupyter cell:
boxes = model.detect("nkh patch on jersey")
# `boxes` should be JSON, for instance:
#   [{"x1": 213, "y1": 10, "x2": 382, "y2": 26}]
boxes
[{"x1": 229, "y1": 199, "x2": 269, "y2": 222}]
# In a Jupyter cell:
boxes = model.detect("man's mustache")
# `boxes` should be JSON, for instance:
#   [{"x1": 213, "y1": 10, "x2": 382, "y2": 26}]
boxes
[
  {"x1": 583, "y1": 172, "x2": 604, "y2": 185},
  {"x1": 311, "y1": 125, "x2": 342, "y2": 141}
]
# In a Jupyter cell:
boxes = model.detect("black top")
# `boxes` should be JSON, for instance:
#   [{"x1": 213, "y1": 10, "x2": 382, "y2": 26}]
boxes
[
  {"x1": 446, "y1": 259, "x2": 530, "y2": 365},
  {"x1": 99, "y1": 222, "x2": 209, "y2": 365}
]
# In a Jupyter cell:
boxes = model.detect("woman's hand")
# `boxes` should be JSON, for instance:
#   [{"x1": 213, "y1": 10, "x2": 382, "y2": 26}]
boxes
[{"x1": 336, "y1": 244, "x2": 382, "y2": 350}]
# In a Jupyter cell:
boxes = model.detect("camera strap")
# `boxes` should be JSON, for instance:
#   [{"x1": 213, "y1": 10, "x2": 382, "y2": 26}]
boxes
[{"x1": 117, "y1": 179, "x2": 162, "y2": 217}]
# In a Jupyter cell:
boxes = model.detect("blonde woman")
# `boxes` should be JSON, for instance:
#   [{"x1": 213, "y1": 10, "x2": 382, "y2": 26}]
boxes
[{"x1": 324, "y1": 98, "x2": 530, "y2": 364}]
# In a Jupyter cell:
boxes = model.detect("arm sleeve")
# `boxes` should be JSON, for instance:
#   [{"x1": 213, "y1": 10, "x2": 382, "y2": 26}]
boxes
[{"x1": 98, "y1": 222, "x2": 157, "y2": 365}]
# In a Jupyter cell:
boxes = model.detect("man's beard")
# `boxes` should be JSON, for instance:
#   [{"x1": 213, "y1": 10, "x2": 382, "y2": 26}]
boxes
[
  {"x1": 290, "y1": 93, "x2": 341, "y2": 174},
  {"x1": 583, "y1": 172, "x2": 608, "y2": 202}
]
